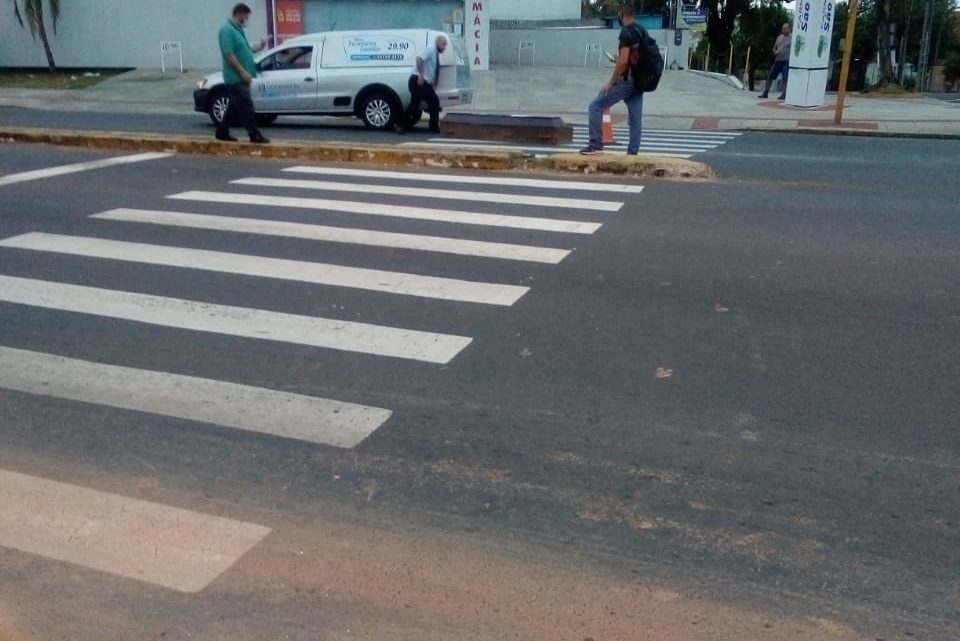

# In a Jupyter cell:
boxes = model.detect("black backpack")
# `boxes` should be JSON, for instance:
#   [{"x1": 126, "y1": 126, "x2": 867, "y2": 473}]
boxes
[{"x1": 628, "y1": 24, "x2": 664, "y2": 93}]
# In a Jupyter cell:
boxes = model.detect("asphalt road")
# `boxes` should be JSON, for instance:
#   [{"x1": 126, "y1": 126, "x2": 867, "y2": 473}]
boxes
[{"x1": 0, "y1": 137, "x2": 957, "y2": 641}]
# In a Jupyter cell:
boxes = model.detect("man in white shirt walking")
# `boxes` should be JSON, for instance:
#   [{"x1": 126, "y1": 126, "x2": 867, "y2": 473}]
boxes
[{"x1": 397, "y1": 35, "x2": 448, "y2": 134}]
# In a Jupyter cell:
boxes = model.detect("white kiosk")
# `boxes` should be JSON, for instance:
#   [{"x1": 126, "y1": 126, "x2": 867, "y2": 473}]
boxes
[{"x1": 786, "y1": 0, "x2": 837, "y2": 107}]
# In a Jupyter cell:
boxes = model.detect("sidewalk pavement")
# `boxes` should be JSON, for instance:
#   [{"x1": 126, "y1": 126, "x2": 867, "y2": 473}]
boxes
[{"x1": 1, "y1": 65, "x2": 959, "y2": 137}]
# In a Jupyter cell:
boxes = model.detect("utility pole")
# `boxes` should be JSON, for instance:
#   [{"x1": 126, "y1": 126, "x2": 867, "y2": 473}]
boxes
[
  {"x1": 834, "y1": 0, "x2": 860, "y2": 124},
  {"x1": 917, "y1": 0, "x2": 934, "y2": 92},
  {"x1": 899, "y1": 0, "x2": 915, "y2": 84}
]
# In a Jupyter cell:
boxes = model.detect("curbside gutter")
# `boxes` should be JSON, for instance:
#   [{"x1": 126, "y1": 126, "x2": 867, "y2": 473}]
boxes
[
  {"x1": 0, "y1": 127, "x2": 716, "y2": 180},
  {"x1": 544, "y1": 153, "x2": 715, "y2": 179},
  {"x1": 747, "y1": 126, "x2": 960, "y2": 140}
]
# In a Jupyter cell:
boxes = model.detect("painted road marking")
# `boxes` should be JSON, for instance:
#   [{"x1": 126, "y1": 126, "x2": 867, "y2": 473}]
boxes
[
  {"x1": 0, "y1": 346, "x2": 392, "y2": 448},
  {"x1": 407, "y1": 127, "x2": 742, "y2": 158},
  {"x1": 231, "y1": 177, "x2": 624, "y2": 212},
  {"x1": 0, "y1": 233, "x2": 529, "y2": 306},
  {"x1": 167, "y1": 191, "x2": 602, "y2": 234},
  {"x1": 0, "y1": 275, "x2": 472, "y2": 364},
  {"x1": 632, "y1": 128, "x2": 742, "y2": 137},
  {"x1": 0, "y1": 469, "x2": 271, "y2": 593},
  {"x1": 0, "y1": 153, "x2": 172, "y2": 187},
  {"x1": 282, "y1": 166, "x2": 646, "y2": 193},
  {"x1": 570, "y1": 136, "x2": 721, "y2": 149},
  {"x1": 92, "y1": 208, "x2": 571, "y2": 264},
  {"x1": 404, "y1": 140, "x2": 694, "y2": 158}
]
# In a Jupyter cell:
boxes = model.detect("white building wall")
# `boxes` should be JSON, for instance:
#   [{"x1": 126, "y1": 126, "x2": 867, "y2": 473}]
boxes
[
  {"x1": 0, "y1": 0, "x2": 583, "y2": 70},
  {"x1": 490, "y1": 0, "x2": 581, "y2": 20},
  {"x1": 0, "y1": 0, "x2": 269, "y2": 69}
]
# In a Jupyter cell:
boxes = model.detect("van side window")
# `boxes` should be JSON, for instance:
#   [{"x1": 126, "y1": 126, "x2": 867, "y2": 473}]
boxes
[{"x1": 259, "y1": 46, "x2": 314, "y2": 72}]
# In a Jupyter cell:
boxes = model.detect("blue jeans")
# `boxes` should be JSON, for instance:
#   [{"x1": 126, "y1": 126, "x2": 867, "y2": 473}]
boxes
[
  {"x1": 588, "y1": 79, "x2": 643, "y2": 154},
  {"x1": 768, "y1": 60, "x2": 789, "y2": 83}
]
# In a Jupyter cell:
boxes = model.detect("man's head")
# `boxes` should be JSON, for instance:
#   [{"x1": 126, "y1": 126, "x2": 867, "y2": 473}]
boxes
[
  {"x1": 232, "y1": 3, "x2": 252, "y2": 26},
  {"x1": 781, "y1": 22, "x2": 792, "y2": 34},
  {"x1": 435, "y1": 35, "x2": 448, "y2": 53},
  {"x1": 618, "y1": 4, "x2": 637, "y2": 25}
]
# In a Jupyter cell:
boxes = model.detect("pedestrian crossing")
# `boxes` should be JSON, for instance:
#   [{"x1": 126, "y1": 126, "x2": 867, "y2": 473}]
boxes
[
  {"x1": 399, "y1": 126, "x2": 741, "y2": 158},
  {"x1": 0, "y1": 158, "x2": 641, "y2": 592}
]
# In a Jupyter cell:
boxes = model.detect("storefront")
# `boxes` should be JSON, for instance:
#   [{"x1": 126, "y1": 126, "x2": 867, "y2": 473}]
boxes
[
  {"x1": 0, "y1": 0, "x2": 579, "y2": 70},
  {"x1": 269, "y1": 0, "x2": 580, "y2": 70}
]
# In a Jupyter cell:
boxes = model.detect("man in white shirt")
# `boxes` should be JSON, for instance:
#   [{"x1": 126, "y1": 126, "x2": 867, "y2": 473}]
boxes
[{"x1": 397, "y1": 35, "x2": 447, "y2": 133}]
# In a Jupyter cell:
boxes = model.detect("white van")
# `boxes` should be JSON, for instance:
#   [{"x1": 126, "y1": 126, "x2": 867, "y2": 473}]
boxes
[{"x1": 194, "y1": 29, "x2": 473, "y2": 131}]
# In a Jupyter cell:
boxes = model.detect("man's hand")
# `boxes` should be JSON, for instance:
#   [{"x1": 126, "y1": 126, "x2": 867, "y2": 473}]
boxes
[
  {"x1": 598, "y1": 82, "x2": 613, "y2": 96},
  {"x1": 241, "y1": 71, "x2": 253, "y2": 85},
  {"x1": 417, "y1": 76, "x2": 425, "y2": 87}
]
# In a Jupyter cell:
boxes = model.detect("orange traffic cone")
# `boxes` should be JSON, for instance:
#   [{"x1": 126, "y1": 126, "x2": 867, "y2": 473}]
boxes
[{"x1": 602, "y1": 109, "x2": 616, "y2": 145}]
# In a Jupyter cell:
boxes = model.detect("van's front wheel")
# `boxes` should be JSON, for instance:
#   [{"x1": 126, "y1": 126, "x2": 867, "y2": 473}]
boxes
[
  {"x1": 359, "y1": 93, "x2": 400, "y2": 130},
  {"x1": 208, "y1": 88, "x2": 230, "y2": 126}
]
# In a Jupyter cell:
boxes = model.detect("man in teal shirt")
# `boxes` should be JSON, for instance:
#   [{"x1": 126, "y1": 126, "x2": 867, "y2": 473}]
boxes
[{"x1": 216, "y1": 3, "x2": 269, "y2": 143}]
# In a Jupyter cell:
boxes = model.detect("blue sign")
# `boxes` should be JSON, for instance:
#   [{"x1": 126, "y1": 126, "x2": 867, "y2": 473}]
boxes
[{"x1": 681, "y1": 7, "x2": 708, "y2": 24}]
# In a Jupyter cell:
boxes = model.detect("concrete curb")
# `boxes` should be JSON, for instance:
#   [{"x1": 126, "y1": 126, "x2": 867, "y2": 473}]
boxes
[
  {"x1": 686, "y1": 70, "x2": 745, "y2": 91},
  {"x1": 0, "y1": 127, "x2": 716, "y2": 179},
  {"x1": 0, "y1": 127, "x2": 515, "y2": 171}
]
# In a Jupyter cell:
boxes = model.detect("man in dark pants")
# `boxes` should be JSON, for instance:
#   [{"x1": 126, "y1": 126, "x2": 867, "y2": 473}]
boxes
[
  {"x1": 397, "y1": 35, "x2": 448, "y2": 134},
  {"x1": 216, "y1": 3, "x2": 269, "y2": 143},
  {"x1": 759, "y1": 22, "x2": 792, "y2": 100}
]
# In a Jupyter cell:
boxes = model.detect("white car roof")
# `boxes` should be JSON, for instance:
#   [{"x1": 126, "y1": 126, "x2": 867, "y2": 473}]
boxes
[{"x1": 282, "y1": 28, "x2": 444, "y2": 44}]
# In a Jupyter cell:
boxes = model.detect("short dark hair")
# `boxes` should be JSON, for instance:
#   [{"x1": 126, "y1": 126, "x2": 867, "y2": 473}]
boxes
[
  {"x1": 619, "y1": 4, "x2": 637, "y2": 16},
  {"x1": 232, "y1": 3, "x2": 252, "y2": 16}
]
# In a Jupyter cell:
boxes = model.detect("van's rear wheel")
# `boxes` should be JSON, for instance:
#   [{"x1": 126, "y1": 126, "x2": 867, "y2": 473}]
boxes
[{"x1": 359, "y1": 92, "x2": 400, "y2": 130}]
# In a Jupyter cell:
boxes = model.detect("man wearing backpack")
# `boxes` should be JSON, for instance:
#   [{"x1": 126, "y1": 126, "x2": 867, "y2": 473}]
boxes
[{"x1": 580, "y1": 4, "x2": 648, "y2": 156}]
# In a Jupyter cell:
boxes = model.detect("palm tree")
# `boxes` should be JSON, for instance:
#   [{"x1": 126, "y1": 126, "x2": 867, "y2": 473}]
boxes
[{"x1": 13, "y1": 0, "x2": 61, "y2": 71}]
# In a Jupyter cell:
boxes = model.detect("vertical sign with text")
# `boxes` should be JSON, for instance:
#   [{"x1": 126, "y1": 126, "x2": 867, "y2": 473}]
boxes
[
  {"x1": 467, "y1": 1, "x2": 489, "y2": 71},
  {"x1": 276, "y1": 0, "x2": 305, "y2": 45},
  {"x1": 786, "y1": 0, "x2": 836, "y2": 107}
]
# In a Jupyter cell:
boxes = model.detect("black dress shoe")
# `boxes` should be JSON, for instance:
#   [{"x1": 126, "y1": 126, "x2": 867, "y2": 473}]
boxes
[
  {"x1": 249, "y1": 134, "x2": 270, "y2": 144},
  {"x1": 215, "y1": 132, "x2": 238, "y2": 142},
  {"x1": 394, "y1": 123, "x2": 406, "y2": 134}
]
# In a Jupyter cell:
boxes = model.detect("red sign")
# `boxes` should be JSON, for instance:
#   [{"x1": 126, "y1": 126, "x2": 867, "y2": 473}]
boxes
[{"x1": 275, "y1": 0, "x2": 305, "y2": 44}]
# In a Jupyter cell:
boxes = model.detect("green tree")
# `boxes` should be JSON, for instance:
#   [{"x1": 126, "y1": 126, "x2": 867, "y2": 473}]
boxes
[
  {"x1": 13, "y1": 0, "x2": 61, "y2": 71},
  {"x1": 582, "y1": 0, "x2": 627, "y2": 18},
  {"x1": 703, "y1": 0, "x2": 754, "y2": 63},
  {"x1": 582, "y1": 0, "x2": 671, "y2": 20},
  {"x1": 858, "y1": 0, "x2": 958, "y2": 88},
  {"x1": 732, "y1": 1, "x2": 791, "y2": 81}
]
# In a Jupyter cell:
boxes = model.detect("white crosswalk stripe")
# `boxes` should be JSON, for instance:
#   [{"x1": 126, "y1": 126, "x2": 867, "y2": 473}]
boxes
[
  {"x1": 401, "y1": 126, "x2": 740, "y2": 157},
  {"x1": 0, "y1": 163, "x2": 644, "y2": 591},
  {"x1": 281, "y1": 166, "x2": 646, "y2": 193},
  {"x1": 0, "y1": 275, "x2": 473, "y2": 364},
  {"x1": 92, "y1": 208, "x2": 571, "y2": 264},
  {"x1": 0, "y1": 233, "x2": 530, "y2": 306},
  {"x1": 0, "y1": 468, "x2": 272, "y2": 593},
  {"x1": 0, "y1": 346, "x2": 392, "y2": 448},
  {"x1": 168, "y1": 190, "x2": 604, "y2": 234},
  {"x1": 231, "y1": 177, "x2": 624, "y2": 212}
]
